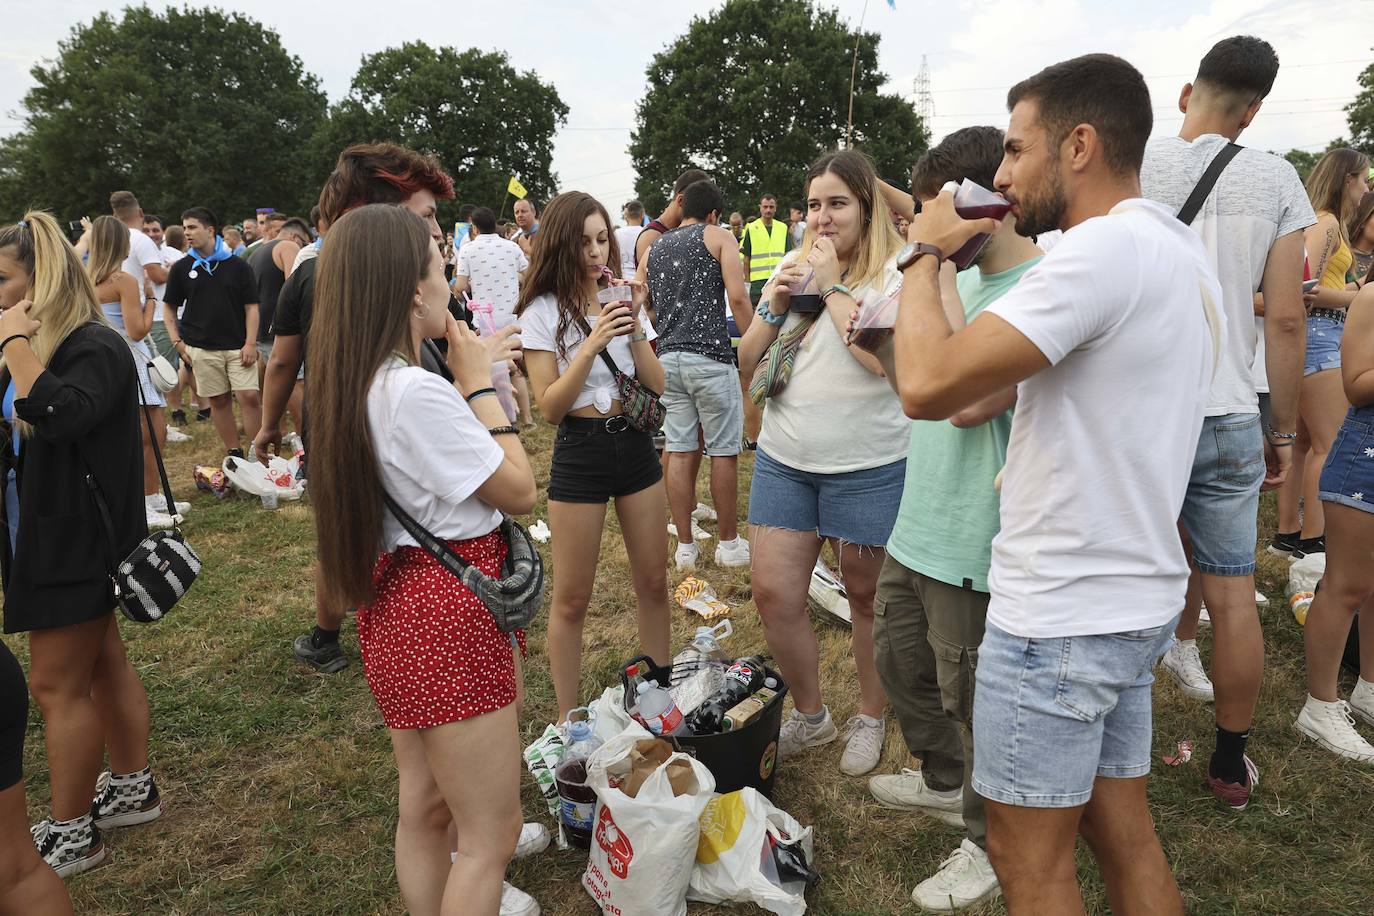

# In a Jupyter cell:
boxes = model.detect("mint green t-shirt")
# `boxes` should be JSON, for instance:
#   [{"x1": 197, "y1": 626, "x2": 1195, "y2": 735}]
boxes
[{"x1": 885, "y1": 257, "x2": 1040, "y2": 592}]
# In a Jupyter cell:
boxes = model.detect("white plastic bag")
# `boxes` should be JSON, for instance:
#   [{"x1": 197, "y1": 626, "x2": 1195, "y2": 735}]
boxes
[
  {"x1": 589, "y1": 686, "x2": 634, "y2": 744},
  {"x1": 221, "y1": 455, "x2": 305, "y2": 501},
  {"x1": 581, "y1": 724, "x2": 716, "y2": 916},
  {"x1": 688, "y1": 788, "x2": 815, "y2": 916}
]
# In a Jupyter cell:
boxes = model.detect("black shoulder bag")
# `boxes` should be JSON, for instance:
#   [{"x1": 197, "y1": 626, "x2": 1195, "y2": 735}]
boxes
[
  {"x1": 85, "y1": 369, "x2": 201, "y2": 623},
  {"x1": 382, "y1": 494, "x2": 544, "y2": 634}
]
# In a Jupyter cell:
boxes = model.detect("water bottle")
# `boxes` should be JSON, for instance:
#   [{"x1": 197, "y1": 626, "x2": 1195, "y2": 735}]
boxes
[
  {"x1": 687, "y1": 656, "x2": 767, "y2": 735},
  {"x1": 635, "y1": 681, "x2": 686, "y2": 736},
  {"x1": 672, "y1": 619, "x2": 734, "y2": 672},
  {"x1": 555, "y1": 713, "x2": 603, "y2": 849}
]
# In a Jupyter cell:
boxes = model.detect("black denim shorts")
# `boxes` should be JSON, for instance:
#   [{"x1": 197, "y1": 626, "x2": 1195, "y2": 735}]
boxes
[{"x1": 548, "y1": 415, "x2": 663, "y2": 504}]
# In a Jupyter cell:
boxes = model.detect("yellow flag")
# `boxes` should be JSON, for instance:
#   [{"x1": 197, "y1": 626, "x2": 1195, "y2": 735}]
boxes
[{"x1": 507, "y1": 176, "x2": 528, "y2": 199}]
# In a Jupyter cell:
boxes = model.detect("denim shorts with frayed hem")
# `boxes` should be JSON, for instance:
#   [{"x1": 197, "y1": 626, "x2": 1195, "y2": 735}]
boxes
[
  {"x1": 971, "y1": 616, "x2": 1179, "y2": 809},
  {"x1": 1178, "y1": 413, "x2": 1263, "y2": 575},
  {"x1": 746, "y1": 448, "x2": 905, "y2": 546},
  {"x1": 1305, "y1": 315, "x2": 1343, "y2": 377},
  {"x1": 1319, "y1": 410, "x2": 1374, "y2": 515}
]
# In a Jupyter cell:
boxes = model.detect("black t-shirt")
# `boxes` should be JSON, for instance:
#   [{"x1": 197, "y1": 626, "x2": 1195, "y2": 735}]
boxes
[
  {"x1": 248, "y1": 240, "x2": 287, "y2": 343},
  {"x1": 163, "y1": 253, "x2": 257, "y2": 350}
]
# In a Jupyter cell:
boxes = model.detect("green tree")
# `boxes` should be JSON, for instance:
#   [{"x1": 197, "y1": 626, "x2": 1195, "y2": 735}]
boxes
[
  {"x1": 313, "y1": 43, "x2": 568, "y2": 227},
  {"x1": 0, "y1": 6, "x2": 326, "y2": 224},
  {"x1": 1347, "y1": 55, "x2": 1374, "y2": 156},
  {"x1": 1275, "y1": 138, "x2": 1354, "y2": 182},
  {"x1": 630, "y1": 0, "x2": 927, "y2": 216}
]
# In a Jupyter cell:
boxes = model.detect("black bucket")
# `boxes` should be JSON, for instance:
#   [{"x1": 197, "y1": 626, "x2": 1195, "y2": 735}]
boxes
[{"x1": 621, "y1": 656, "x2": 789, "y2": 797}]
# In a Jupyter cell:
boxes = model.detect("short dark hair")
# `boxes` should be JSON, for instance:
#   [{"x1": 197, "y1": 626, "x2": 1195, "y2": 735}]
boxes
[
  {"x1": 673, "y1": 169, "x2": 711, "y2": 196},
  {"x1": 471, "y1": 206, "x2": 497, "y2": 234},
  {"x1": 760, "y1": 193, "x2": 777, "y2": 203},
  {"x1": 1007, "y1": 54, "x2": 1152, "y2": 176},
  {"x1": 789, "y1": 201, "x2": 805, "y2": 213},
  {"x1": 458, "y1": 203, "x2": 476, "y2": 220},
  {"x1": 1196, "y1": 36, "x2": 1279, "y2": 101},
  {"x1": 143, "y1": 214, "x2": 164, "y2": 230},
  {"x1": 265, "y1": 212, "x2": 288, "y2": 225},
  {"x1": 681, "y1": 180, "x2": 726, "y2": 222},
  {"x1": 911, "y1": 126, "x2": 1005, "y2": 199},
  {"x1": 109, "y1": 190, "x2": 139, "y2": 216},
  {"x1": 181, "y1": 206, "x2": 219, "y2": 235},
  {"x1": 623, "y1": 200, "x2": 644, "y2": 220},
  {"x1": 309, "y1": 204, "x2": 323, "y2": 228},
  {"x1": 280, "y1": 217, "x2": 312, "y2": 241}
]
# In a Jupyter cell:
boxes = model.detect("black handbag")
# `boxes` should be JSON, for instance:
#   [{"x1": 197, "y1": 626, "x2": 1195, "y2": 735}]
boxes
[
  {"x1": 383, "y1": 494, "x2": 544, "y2": 633},
  {"x1": 85, "y1": 370, "x2": 200, "y2": 623}
]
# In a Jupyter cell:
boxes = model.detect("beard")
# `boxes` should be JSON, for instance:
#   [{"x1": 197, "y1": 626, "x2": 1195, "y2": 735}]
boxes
[{"x1": 1013, "y1": 162, "x2": 1067, "y2": 238}]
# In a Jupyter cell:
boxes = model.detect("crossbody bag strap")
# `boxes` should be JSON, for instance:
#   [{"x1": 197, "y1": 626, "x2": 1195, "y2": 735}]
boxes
[
  {"x1": 132, "y1": 367, "x2": 178, "y2": 521},
  {"x1": 381, "y1": 492, "x2": 472, "y2": 578},
  {"x1": 81, "y1": 462, "x2": 121, "y2": 581},
  {"x1": 572, "y1": 312, "x2": 630, "y2": 379},
  {"x1": 1176, "y1": 141, "x2": 1243, "y2": 227}
]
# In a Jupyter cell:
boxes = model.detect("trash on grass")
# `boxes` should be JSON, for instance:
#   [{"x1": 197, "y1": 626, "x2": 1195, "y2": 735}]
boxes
[
  {"x1": 1162, "y1": 740, "x2": 1193, "y2": 766},
  {"x1": 675, "y1": 577, "x2": 731, "y2": 621}
]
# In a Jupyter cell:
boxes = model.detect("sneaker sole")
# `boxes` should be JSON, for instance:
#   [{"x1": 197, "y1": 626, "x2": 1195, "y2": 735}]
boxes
[
  {"x1": 1351, "y1": 704, "x2": 1374, "y2": 728},
  {"x1": 294, "y1": 647, "x2": 348, "y2": 673},
  {"x1": 913, "y1": 883, "x2": 1002, "y2": 912},
  {"x1": 778, "y1": 730, "x2": 838, "y2": 760},
  {"x1": 1161, "y1": 667, "x2": 1215, "y2": 703},
  {"x1": 1294, "y1": 718, "x2": 1374, "y2": 763},
  {"x1": 871, "y1": 795, "x2": 966, "y2": 827},
  {"x1": 95, "y1": 801, "x2": 163, "y2": 830},
  {"x1": 53, "y1": 844, "x2": 107, "y2": 879},
  {"x1": 714, "y1": 555, "x2": 750, "y2": 567}
]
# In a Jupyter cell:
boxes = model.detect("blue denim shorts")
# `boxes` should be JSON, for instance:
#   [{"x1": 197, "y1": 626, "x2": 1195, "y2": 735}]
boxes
[
  {"x1": 1319, "y1": 410, "x2": 1374, "y2": 515},
  {"x1": 660, "y1": 351, "x2": 744, "y2": 456},
  {"x1": 971, "y1": 616, "x2": 1179, "y2": 808},
  {"x1": 1305, "y1": 315, "x2": 1343, "y2": 377},
  {"x1": 748, "y1": 448, "x2": 905, "y2": 546},
  {"x1": 1178, "y1": 413, "x2": 1263, "y2": 575}
]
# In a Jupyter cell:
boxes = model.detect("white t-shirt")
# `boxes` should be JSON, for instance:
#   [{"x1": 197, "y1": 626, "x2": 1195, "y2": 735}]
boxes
[
  {"x1": 291, "y1": 242, "x2": 319, "y2": 274},
  {"x1": 614, "y1": 226, "x2": 641, "y2": 278},
  {"x1": 457, "y1": 234, "x2": 529, "y2": 328},
  {"x1": 984, "y1": 198, "x2": 1224, "y2": 638},
  {"x1": 756, "y1": 252, "x2": 910, "y2": 474},
  {"x1": 124, "y1": 227, "x2": 160, "y2": 292},
  {"x1": 156, "y1": 246, "x2": 185, "y2": 315},
  {"x1": 1141, "y1": 135, "x2": 1314, "y2": 410},
  {"x1": 368, "y1": 362, "x2": 505, "y2": 551},
  {"x1": 519, "y1": 292, "x2": 657, "y2": 414}
]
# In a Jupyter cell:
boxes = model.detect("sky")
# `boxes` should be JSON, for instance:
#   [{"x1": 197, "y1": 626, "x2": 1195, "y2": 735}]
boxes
[{"x1": 1, "y1": 0, "x2": 1371, "y2": 217}]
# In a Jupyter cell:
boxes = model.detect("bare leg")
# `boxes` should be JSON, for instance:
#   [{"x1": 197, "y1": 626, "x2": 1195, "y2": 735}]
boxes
[
  {"x1": 614, "y1": 481, "x2": 671, "y2": 667},
  {"x1": 1299, "y1": 369, "x2": 1346, "y2": 539},
  {"x1": 140, "y1": 406, "x2": 168, "y2": 497},
  {"x1": 391, "y1": 729, "x2": 457, "y2": 916},
  {"x1": 512, "y1": 371, "x2": 534, "y2": 426},
  {"x1": 829, "y1": 540, "x2": 888, "y2": 719},
  {"x1": 1277, "y1": 419, "x2": 1309, "y2": 535},
  {"x1": 1077, "y1": 777, "x2": 1184, "y2": 915},
  {"x1": 27, "y1": 616, "x2": 109, "y2": 820},
  {"x1": 287, "y1": 384, "x2": 305, "y2": 433},
  {"x1": 1174, "y1": 568, "x2": 1203, "y2": 642},
  {"x1": 752, "y1": 525, "x2": 825, "y2": 713},
  {"x1": 208, "y1": 392, "x2": 239, "y2": 452},
  {"x1": 0, "y1": 782, "x2": 73, "y2": 915},
  {"x1": 666, "y1": 449, "x2": 702, "y2": 548},
  {"x1": 1200, "y1": 572, "x2": 1264, "y2": 733},
  {"x1": 546, "y1": 499, "x2": 610, "y2": 719},
  {"x1": 984, "y1": 799, "x2": 1086, "y2": 915},
  {"x1": 235, "y1": 388, "x2": 262, "y2": 444},
  {"x1": 1305, "y1": 504, "x2": 1374, "y2": 700},
  {"x1": 89, "y1": 616, "x2": 151, "y2": 775},
  {"x1": 709, "y1": 456, "x2": 739, "y2": 542}
]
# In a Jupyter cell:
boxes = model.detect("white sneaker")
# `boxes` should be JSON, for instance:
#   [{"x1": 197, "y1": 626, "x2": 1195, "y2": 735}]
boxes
[
  {"x1": 839, "y1": 714, "x2": 885, "y2": 776},
  {"x1": 165, "y1": 427, "x2": 191, "y2": 443},
  {"x1": 911, "y1": 839, "x2": 1001, "y2": 912},
  {"x1": 667, "y1": 521, "x2": 712, "y2": 541},
  {"x1": 674, "y1": 543, "x2": 700, "y2": 571},
  {"x1": 514, "y1": 821, "x2": 550, "y2": 860},
  {"x1": 500, "y1": 882, "x2": 541, "y2": 916},
  {"x1": 1160, "y1": 640, "x2": 1214, "y2": 702},
  {"x1": 1351, "y1": 678, "x2": 1374, "y2": 727},
  {"x1": 1254, "y1": 590, "x2": 1268, "y2": 606},
  {"x1": 1294, "y1": 696, "x2": 1374, "y2": 763},
  {"x1": 692, "y1": 502, "x2": 717, "y2": 522},
  {"x1": 778, "y1": 706, "x2": 839, "y2": 759},
  {"x1": 146, "y1": 509, "x2": 174, "y2": 531},
  {"x1": 147, "y1": 493, "x2": 191, "y2": 515},
  {"x1": 868, "y1": 768, "x2": 965, "y2": 826},
  {"x1": 714, "y1": 537, "x2": 750, "y2": 567}
]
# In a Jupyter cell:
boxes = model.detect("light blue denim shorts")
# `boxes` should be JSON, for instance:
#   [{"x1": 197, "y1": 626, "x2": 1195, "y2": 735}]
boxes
[
  {"x1": 660, "y1": 350, "x2": 744, "y2": 456},
  {"x1": 1305, "y1": 315, "x2": 1343, "y2": 377},
  {"x1": 971, "y1": 615, "x2": 1179, "y2": 808},
  {"x1": 748, "y1": 448, "x2": 905, "y2": 546},
  {"x1": 1178, "y1": 413, "x2": 1263, "y2": 575}
]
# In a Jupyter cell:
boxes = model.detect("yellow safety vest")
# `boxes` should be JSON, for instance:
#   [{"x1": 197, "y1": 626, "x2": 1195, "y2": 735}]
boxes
[{"x1": 744, "y1": 219, "x2": 789, "y2": 282}]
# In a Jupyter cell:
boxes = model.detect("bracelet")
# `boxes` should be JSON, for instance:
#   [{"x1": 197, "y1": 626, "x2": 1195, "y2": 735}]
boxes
[
  {"x1": 1269, "y1": 441, "x2": 1294, "y2": 447},
  {"x1": 465, "y1": 387, "x2": 497, "y2": 403},
  {"x1": 488, "y1": 425, "x2": 520, "y2": 436},
  {"x1": 1266, "y1": 425, "x2": 1298, "y2": 443},
  {"x1": 0, "y1": 334, "x2": 29, "y2": 352},
  {"x1": 629, "y1": 332, "x2": 648, "y2": 343},
  {"x1": 821, "y1": 283, "x2": 851, "y2": 302},
  {"x1": 757, "y1": 302, "x2": 786, "y2": 326}
]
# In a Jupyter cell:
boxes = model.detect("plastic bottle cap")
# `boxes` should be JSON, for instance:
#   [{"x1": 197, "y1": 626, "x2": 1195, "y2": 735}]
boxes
[
  {"x1": 636, "y1": 682, "x2": 650, "y2": 695},
  {"x1": 568, "y1": 720, "x2": 593, "y2": 742},
  {"x1": 764, "y1": 677, "x2": 778, "y2": 689}
]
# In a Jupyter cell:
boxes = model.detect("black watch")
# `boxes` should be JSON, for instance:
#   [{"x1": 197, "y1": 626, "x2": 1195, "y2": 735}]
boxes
[{"x1": 896, "y1": 242, "x2": 944, "y2": 272}]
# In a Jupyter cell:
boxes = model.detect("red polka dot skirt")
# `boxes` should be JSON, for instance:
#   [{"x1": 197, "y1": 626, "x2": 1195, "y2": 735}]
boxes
[{"x1": 356, "y1": 529, "x2": 527, "y2": 730}]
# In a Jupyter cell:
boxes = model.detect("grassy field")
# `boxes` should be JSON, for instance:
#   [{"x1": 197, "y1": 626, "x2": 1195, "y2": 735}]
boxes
[{"x1": 5, "y1": 414, "x2": 1374, "y2": 915}]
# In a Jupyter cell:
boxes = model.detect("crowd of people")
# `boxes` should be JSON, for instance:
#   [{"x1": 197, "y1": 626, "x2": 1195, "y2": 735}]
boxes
[{"x1": 1, "y1": 33, "x2": 1373, "y2": 916}]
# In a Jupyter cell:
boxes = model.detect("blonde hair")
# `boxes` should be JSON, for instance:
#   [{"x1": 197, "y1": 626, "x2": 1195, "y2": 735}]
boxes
[
  {"x1": 0, "y1": 211, "x2": 110, "y2": 433},
  {"x1": 1306, "y1": 148, "x2": 1371, "y2": 244},
  {"x1": 794, "y1": 150, "x2": 903, "y2": 294},
  {"x1": 86, "y1": 215, "x2": 130, "y2": 287}
]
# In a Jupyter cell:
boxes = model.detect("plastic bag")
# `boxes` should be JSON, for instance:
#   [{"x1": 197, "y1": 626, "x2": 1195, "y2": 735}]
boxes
[
  {"x1": 845, "y1": 289, "x2": 900, "y2": 354},
  {"x1": 582, "y1": 723, "x2": 716, "y2": 916},
  {"x1": 1288, "y1": 553, "x2": 1325, "y2": 625},
  {"x1": 522, "y1": 724, "x2": 567, "y2": 846},
  {"x1": 221, "y1": 455, "x2": 305, "y2": 501},
  {"x1": 589, "y1": 686, "x2": 635, "y2": 744},
  {"x1": 689, "y1": 788, "x2": 818, "y2": 916},
  {"x1": 674, "y1": 577, "x2": 731, "y2": 622}
]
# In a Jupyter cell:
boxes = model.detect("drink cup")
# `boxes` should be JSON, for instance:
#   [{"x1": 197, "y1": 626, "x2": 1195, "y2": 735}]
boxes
[
  {"x1": 846, "y1": 290, "x2": 901, "y2": 354},
  {"x1": 949, "y1": 179, "x2": 1013, "y2": 270},
  {"x1": 597, "y1": 286, "x2": 636, "y2": 335}
]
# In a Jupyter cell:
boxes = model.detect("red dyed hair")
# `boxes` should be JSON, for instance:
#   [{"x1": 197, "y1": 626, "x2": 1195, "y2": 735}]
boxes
[{"x1": 317, "y1": 142, "x2": 456, "y2": 227}]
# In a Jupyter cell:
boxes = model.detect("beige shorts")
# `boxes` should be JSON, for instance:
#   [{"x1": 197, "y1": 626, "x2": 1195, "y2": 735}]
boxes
[{"x1": 185, "y1": 345, "x2": 258, "y2": 397}]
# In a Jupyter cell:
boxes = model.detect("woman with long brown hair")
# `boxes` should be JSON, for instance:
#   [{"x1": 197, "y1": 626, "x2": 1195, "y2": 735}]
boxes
[
  {"x1": 1272, "y1": 148, "x2": 1371, "y2": 558},
  {"x1": 736, "y1": 149, "x2": 906, "y2": 776},
  {"x1": 1349, "y1": 190, "x2": 1374, "y2": 284},
  {"x1": 85, "y1": 215, "x2": 182, "y2": 528},
  {"x1": 514, "y1": 191, "x2": 669, "y2": 721},
  {"x1": 306, "y1": 204, "x2": 538, "y2": 916},
  {"x1": 0, "y1": 211, "x2": 159, "y2": 879}
]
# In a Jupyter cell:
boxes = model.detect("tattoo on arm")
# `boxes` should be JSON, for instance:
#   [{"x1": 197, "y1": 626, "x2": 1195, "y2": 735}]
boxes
[{"x1": 1313, "y1": 225, "x2": 1337, "y2": 283}]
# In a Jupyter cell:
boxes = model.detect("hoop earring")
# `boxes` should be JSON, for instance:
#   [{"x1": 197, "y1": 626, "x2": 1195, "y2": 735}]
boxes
[{"x1": 413, "y1": 303, "x2": 429, "y2": 319}]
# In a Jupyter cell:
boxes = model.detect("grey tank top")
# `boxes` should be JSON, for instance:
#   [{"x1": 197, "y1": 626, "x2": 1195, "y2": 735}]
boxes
[{"x1": 647, "y1": 224, "x2": 733, "y2": 364}]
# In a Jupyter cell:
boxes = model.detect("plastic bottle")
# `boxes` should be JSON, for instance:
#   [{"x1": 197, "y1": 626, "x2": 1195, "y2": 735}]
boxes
[
  {"x1": 673, "y1": 620, "x2": 734, "y2": 669},
  {"x1": 687, "y1": 656, "x2": 767, "y2": 735},
  {"x1": 554, "y1": 715, "x2": 603, "y2": 849},
  {"x1": 636, "y1": 681, "x2": 686, "y2": 736}
]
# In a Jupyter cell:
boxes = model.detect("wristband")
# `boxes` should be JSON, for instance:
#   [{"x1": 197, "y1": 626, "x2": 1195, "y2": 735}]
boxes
[
  {"x1": 821, "y1": 283, "x2": 851, "y2": 302},
  {"x1": 0, "y1": 334, "x2": 29, "y2": 352},
  {"x1": 465, "y1": 387, "x2": 497, "y2": 403},
  {"x1": 757, "y1": 302, "x2": 786, "y2": 326},
  {"x1": 487, "y1": 425, "x2": 520, "y2": 436}
]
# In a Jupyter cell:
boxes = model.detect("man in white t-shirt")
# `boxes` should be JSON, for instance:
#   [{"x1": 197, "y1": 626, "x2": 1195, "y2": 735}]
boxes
[
  {"x1": 455, "y1": 206, "x2": 532, "y2": 425},
  {"x1": 1140, "y1": 35, "x2": 1314, "y2": 805},
  {"x1": 615, "y1": 201, "x2": 644, "y2": 278},
  {"x1": 109, "y1": 190, "x2": 166, "y2": 300},
  {"x1": 888, "y1": 54, "x2": 1220, "y2": 912}
]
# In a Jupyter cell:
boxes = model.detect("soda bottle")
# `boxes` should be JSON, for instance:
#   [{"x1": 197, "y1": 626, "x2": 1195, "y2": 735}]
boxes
[
  {"x1": 636, "y1": 681, "x2": 686, "y2": 736},
  {"x1": 555, "y1": 715, "x2": 603, "y2": 849},
  {"x1": 687, "y1": 656, "x2": 766, "y2": 735}
]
